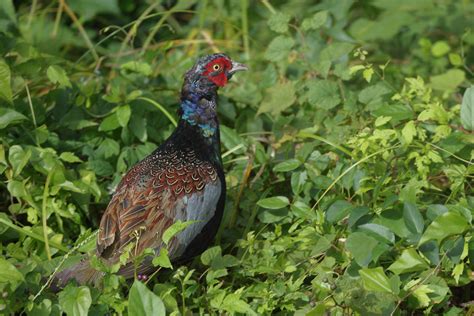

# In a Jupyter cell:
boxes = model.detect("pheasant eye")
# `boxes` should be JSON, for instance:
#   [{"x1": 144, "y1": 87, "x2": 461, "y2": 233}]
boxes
[{"x1": 213, "y1": 64, "x2": 221, "y2": 71}]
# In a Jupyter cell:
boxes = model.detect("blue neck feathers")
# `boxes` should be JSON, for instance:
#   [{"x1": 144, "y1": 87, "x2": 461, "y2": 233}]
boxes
[{"x1": 180, "y1": 92, "x2": 218, "y2": 138}]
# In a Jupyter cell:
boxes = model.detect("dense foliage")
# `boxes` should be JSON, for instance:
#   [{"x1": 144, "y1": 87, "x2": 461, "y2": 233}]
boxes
[{"x1": 1, "y1": 0, "x2": 473, "y2": 315}]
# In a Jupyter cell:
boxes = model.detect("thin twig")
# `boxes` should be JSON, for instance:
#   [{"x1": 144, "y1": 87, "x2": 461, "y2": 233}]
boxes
[{"x1": 60, "y1": 0, "x2": 99, "y2": 61}]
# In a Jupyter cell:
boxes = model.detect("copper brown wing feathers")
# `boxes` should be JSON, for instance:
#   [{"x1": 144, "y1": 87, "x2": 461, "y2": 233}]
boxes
[{"x1": 96, "y1": 145, "x2": 221, "y2": 274}]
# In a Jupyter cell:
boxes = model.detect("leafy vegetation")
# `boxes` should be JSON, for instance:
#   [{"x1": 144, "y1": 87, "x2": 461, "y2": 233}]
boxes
[{"x1": 1, "y1": 0, "x2": 473, "y2": 315}]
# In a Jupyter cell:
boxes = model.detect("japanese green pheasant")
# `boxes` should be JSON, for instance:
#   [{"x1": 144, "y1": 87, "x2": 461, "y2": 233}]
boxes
[{"x1": 56, "y1": 54, "x2": 247, "y2": 286}]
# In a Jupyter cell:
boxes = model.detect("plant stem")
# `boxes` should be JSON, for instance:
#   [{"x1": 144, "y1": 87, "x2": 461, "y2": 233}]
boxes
[
  {"x1": 42, "y1": 173, "x2": 52, "y2": 260},
  {"x1": 60, "y1": 0, "x2": 99, "y2": 62},
  {"x1": 241, "y1": 0, "x2": 250, "y2": 59}
]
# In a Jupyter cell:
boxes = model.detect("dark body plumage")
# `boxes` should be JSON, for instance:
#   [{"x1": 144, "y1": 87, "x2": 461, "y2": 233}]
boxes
[{"x1": 55, "y1": 54, "x2": 247, "y2": 286}]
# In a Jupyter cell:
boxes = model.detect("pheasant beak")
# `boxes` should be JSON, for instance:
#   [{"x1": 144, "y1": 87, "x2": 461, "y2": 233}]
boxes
[{"x1": 229, "y1": 61, "x2": 248, "y2": 74}]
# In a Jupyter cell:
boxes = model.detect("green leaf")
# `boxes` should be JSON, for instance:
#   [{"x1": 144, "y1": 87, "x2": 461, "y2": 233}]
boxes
[
  {"x1": 449, "y1": 53, "x2": 463, "y2": 66},
  {"x1": 460, "y1": 86, "x2": 474, "y2": 131},
  {"x1": 47, "y1": 65, "x2": 72, "y2": 88},
  {"x1": 358, "y1": 223, "x2": 395, "y2": 244},
  {"x1": 348, "y1": 206, "x2": 370, "y2": 227},
  {"x1": 431, "y1": 41, "x2": 450, "y2": 57},
  {"x1": 116, "y1": 104, "x2": 131, "y2": 127},
  {"x1": 359, "y1": 267, "x2": 393, "y2": 294},
  {"x1": 363, "y1": 68, "x2": 374, "y2": 83},
  {"x1": 162, "y1": 220, "x2": 196, "y2": 245},
  {"x1": 121, "y1": 61, "x2": 152, "y2": 76},
  {"x1": 307, "y1": 80, "x2": 341, "y2": 110},
  {"x1": 326, "y1": 200, "x2": 353, "y2": 223},
  {"x1": 258, "y1": 81, "x2": 296, "y2": 115},
  {"x1": 267, "y1": 12, "x2": 290, "y2": 33},
  {"x1": 273, "y1": 159, "x2": 301, "y2": 172},
  {"x1": 96, "y1": 138, "x2": 120, "y2": 159},
  {"x1": 201, "y1": 246, "x2": 222, "y2": 266},
  {"x1": 401, "y1": 120, "x2": 416, "y2": 144},
  {"x1": 302, "y1": 10, "x2": 328, "y2": 31},
  {"x1": 58, "y1": 285, "x2": 92, "y2": 316},
  {"x1": 0, "y1": 257, "x2": 24, "y2": 284},
  {"x1": 419, "y1": 211, "x2": 469, "y2": 245},
  {"x1": 257, "y1": 196, "x2": 290, "y2": 209},
  {"x1": 0, "y1": 60, "x2": 13, "y2": 104},
  {"x1": 375, "y1": 116, "x2": 391, "y2": 127},
  {"x1": 264, "y1": 35, "x2": 295, "y2": 61},
  {"x1": 403, "y1": 202, "x2": 424, "y2": 235},
  {"x1": 372, "y1": 103, "x2": 414, "y2": 122},
  {"x1": 346, "y1": 232, "x2": 378, "y2": 267},
  {"x1": 99, "y1": 113, "x2": 120, "y2": 131},
  {"x1": 0, "y1": 108, "x2": 27, "y2": 129},
  {"x1": 430, "y1": 69, "x2": 465, "y2": 91},
  {"x1": 0, "y1": 0, "x2": 16, "y2": 23},
  {"x1": 8, "y1": 145, "x2": 31, "y2": 177},
  {"x1": 152, "y1": 248, "x2": 172, "y2": 269},
  {"x1": 220, "y1": 293, "x2": 257, "y2": 315},
  {"x1": 128, "y1": 280, "x2": 165, "y2": 316},
  {"x1": 60, "y1": 152, "x2": 83, "y2": 163},
  {"x1": 388, "y1": 248, "x2": 428, "y2": 274}
]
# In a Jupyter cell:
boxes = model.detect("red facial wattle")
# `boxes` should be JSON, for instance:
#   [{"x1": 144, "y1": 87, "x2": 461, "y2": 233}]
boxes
[{"x1": 203, "y1": 57, "x2": 232, "y2": 87}]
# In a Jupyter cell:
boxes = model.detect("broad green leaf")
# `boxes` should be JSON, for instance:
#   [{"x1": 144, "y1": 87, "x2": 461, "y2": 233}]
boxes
[
  {"x1": 375, "y1": 116, "x2": 391, "y2": 127},
  {"x1": 0, "y1": 60, "x2": 13, "y2": 103},
  {"x1": 460, "y1": 86, "x2": 474, "y2": 131},
  {"x1": 449, "y1": 53, "x2": 463, "y2": 66},
  {"x1": 0, "y1": 0, "x2": 16, "y2": 23},
  {"x1": 412, "y1": 284, "x2": 434, "y2": 307},
  {"x1": 162, "y1": 220, "x2": 196, "y2": 245},
  {"x1": 403, "y1": 202, "x2": 424, "y2": 235},
  {"x1": 96, "y1": 138, "x2": 120, "y2": 158},
  {"x1": 257, "y1": 196, "x2": 290, "y2": 209},
  {"x1": 401, "y1": 120, "x2": 416, "y2": 144},
  {"x1": 201, "y1": 246, "x2": 222, "y2": 266},
  {"x1": 258, "y1": 81, "x2": 296, "y2": 115},
  {"x1": 363, "y1": 68, "x2": 374, "y2": 83},
  {"x1": 431, "y1": 41, "x2": 450, "y2": 57},
  {"x1": 348, "y1": 206, "x2": 370, "y2": 227},
  {"x1": 121, "y1": 61, "x2": 152, "y2": 76},
  {"x1": 0, "y1": 108, "x2": 27, "y2": 129},
  {"x1": 264, "y1": 35, "x2": 295, "y2": 61},
  {"x1": 358, "y1": 223, "x2": 395, "y2": 244},
  {"x1": 47, "y1": 65, "x2": 72, "y2": 88},
  {"x1": 152, "y1": 248, "x2": 172, "y2": 269},
  {"x1": 419, "y1": 211, "x2": 469, "y2": 245},
  {"x1": 273, "y1": 159, "x2": 301, "y2": 172},
  {"x1": 301, "y1": 10, "x2": 328, "y2": 30},
  {"x1": 326, "y1": 200, "x2": 353, "y2": 223},
  {"x1": 116, "y1": 104, "x2": 131, "y2": 127},
  {"x1": 319, "y1": 42, "x2": 354, "y2": 63},
  {"x1": 358, "y1": 82, "x2": 391, "y2": 105},
  {"x1": 8, "y1": 145, "x2": 31, "y2": 177},
  {"x1": 388, "y1": 248, "x2": 428, "y2": 274},
  {"x1": 430, "y1": 69, "x2": 465, "y2": 91},
  {"x1": 307, "y1": 80, "x2": 341, "y2": 110},
  {"x1": 372, "y1": 103, "x2": 414, "y2": 122},
  {"x1": 99, "y1": 113, "x2": 121, "y2": 131},
  {"x1": 359, "y1": 267, "x2": 393, "y2": 293},
  {"x1": 220, "y1": 293, "x2": 257, "y2": 316},
  {"x1": 128, "y1": 280, "x2": 165, "y2": 316},
  {"x1": 58, "y1": 285, "x2": 92, "y2": 316},
  {"x1": 0, "y1": 257, "x2": 24, "y2": 284},
  {"x1": 60, "y1": 152, "x2": 83, "y2": 163},
  {"x1": 346, "y1": 232, "x2": 378, "y2": 267},
  {"x1": 267, "y1": 12, "x2": 290, "y2": 33}
]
